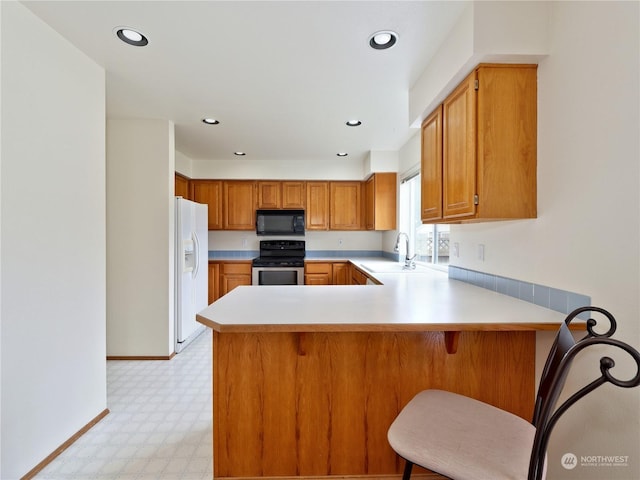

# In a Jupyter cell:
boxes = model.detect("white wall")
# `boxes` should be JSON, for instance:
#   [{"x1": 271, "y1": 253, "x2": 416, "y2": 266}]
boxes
[
  {"x1": 191, "y1": 157, "x2": 367, "y2": 180},
  {"x1": 364, "y1": 151, "x2": 399, "y2": 176},
  {"x1": 175, "y1": 149, "x2": 193, "y2": 178},
  {"x1": 441, "y1": 2, "x2": 639, "y2": 479},
  {"x1": 107, "y1": 119, "x2": 175, "y2": 357},
  {"x1": 210, "y1": 230, "x2": 383, "y2": 255},
  {"x1": 0, "y1": 3, "x2": 107, "y2": 478},
  {"x1": 409, "y1": 1, "x2": 550, "y2": 127}
]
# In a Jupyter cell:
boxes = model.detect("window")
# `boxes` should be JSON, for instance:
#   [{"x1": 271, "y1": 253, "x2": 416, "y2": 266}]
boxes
[{"x1": 399, "y1": 174, "x2": 449, "y2": 266}]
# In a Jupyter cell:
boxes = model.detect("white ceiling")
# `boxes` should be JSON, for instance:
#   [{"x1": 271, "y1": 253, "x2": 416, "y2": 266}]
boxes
[{"x1": 23, "y1": 1, "x2": 468, "y2": 164}]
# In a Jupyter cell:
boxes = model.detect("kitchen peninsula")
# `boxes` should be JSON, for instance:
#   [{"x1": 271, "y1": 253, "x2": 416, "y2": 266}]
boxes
[{"x1": 197, "y1": 262, "x2": 572, "y2": 479}]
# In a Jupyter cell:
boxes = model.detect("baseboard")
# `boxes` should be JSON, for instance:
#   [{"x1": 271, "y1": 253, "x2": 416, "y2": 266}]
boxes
[
  {"x1": 21, "y1": 408, "x2": 110, "y2": 480},
  {"x1": 107, "y1": 353, "x2": 175, "y2": 360}
]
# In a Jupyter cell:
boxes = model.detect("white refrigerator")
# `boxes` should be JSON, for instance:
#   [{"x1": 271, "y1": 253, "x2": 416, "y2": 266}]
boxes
[{"x1": 175, "y1": 197, "x2": 208, "y2": 353}]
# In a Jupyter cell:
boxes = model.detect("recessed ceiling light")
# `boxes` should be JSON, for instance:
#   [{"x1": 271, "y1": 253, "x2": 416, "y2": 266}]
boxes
[
  {"x1": 369, "y1": 30, "x2": 397, "y2": 50},
  {"x1": 234, "y1": 152, "x2": 246, "y2": 156},
  {"x1": 202, "y1": 118, "x2": 220, "y2": 125},
  {"x1": 346, "y1": 120, "x2": 362, "y2": 127},
  {"x1": 115, "y1": 27, "x2": 148, "y2": 47},
  {"x1": 337, "y1": 152, "x2": 348, "y2": 157}
]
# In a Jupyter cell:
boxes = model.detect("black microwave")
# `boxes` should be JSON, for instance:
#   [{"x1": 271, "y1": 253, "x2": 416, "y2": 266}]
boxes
[{"x1": 256, "y1": 209, "x2": 305, "y2": 236}]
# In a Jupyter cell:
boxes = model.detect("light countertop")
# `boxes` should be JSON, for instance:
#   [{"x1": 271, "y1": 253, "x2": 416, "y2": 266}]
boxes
[{"x1": 197, "y1": 259, "x2": 571, "y2": 333}]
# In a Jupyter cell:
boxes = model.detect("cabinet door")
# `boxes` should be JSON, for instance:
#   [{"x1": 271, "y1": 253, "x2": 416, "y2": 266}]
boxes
[
  {"x1": 224, "y1": 181, "x2": 256, "y2": 230},
  {"x1": 304, "y1": 262, "x2": 332, "y2": 285},
  {"x1": 443, "y1": 71, "x2": 477, "y2": 219},
  {"x1": 304, "y1": 274, "x2": 331, "y2": 285},
  {"x1": 475, "y1": 65, "x2": 537, "y2": 219},
  {"x1": 191, "y1": 180, "x2": 223, "y2": 230},
  {"x1": 364, "y1": 177, "x2": 375, "y2": 230},
  {"x1": 257, "y1": 181, "x2": 281, "y2": 209},
  {"x1": 421, "y1": 107, "x2": 443, "y2": 222},
  {"x1": 282, "y1": 181, "x2": 306, "y2": 209},
  {"x1": 350, "y1": 265, "x2": 367, "y2": 285},
  {"x1": 366, "y1": 173, "x2": 397, "y2": 230},
  {"x1": 175, "y1": 173, "x2": 191, "y2": 200},
  {"x1": 208, "y1": 262, "x2": 220, "y2": 303},
  {"x1": 330, "y1": 182, "x2": 362, "y2": 230},
  {"x1": 220, "y1": 262, "x2": 252, "y2": 295},
  {"x1": 332, "y1": 262, "x2": 349, "y2": 285},
  {"x1": 306, "y1": 182, "x2": 329, "y2": 230}
]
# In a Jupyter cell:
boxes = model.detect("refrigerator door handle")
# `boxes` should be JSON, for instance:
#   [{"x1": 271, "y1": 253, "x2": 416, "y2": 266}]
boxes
[{"x1": 192, "y1": 231, "x2": 201, "y2": 279}]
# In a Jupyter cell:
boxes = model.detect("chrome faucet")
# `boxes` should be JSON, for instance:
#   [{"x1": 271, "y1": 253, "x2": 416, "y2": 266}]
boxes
[{"x1": 394, "y1": 232, "x2": 416, "y2": 269}]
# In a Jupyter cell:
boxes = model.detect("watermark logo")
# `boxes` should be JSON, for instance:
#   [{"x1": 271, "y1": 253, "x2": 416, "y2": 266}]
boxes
[
  {"x1": 562, "y1": 452, "x2": 630, "y2": 469},
  {"x1": 561, "y1": 453, "x2": 578, "y2": 470}
]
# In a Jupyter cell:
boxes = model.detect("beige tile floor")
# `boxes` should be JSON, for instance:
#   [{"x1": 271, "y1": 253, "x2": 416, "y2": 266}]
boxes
[{"x1": 35, "y1": 329, "x2": 213, "y2": 480}]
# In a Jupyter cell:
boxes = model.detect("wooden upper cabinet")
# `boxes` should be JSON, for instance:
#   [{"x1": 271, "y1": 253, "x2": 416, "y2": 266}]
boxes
[
  {"x1": 257, "y1": 181, "x2": 281, "y2": 209},
  {"x1": 330, "y1": 182, "x2": 362, "y2": 230},
  {"x1": 175, "y1": 173, "x2": 191, "y2": 200},
  {"x1": 191, "y1": 180, "x2": 223, "y2": 230},
  {"x1": 476, "y1": 64, "x2": 537, "y2": 219},
  {"x1": 257, "y1": 181, "x2": 306, "y2": 209},
  {"x1": 443, "y1": 71, "x2": 477, "y2": 219},
  {"x1": 188, "y1": 177, "x2": 396, "y2": 231},
  {"x1": 306, "y1": 181, "x2": 329, "y2": 230},
  {"x1": 422, "y1": 63, "x2": 537, "y2": 223},
  {"x1": 365, "y1": 173, "x2": 397, "y2": 230},
  {"x1": 223, "y1": 181, "x2": 256, "y2": 230},
  {"x1": 281, "y1": 181, "x2": 306, "y2": 209},
  {"x1": 421, "y1": 107, "x2": 443, "y2": 222}
]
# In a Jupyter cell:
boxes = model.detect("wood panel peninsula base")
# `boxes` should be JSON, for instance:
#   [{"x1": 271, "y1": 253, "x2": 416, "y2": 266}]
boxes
[
  {"x1": 197, "y1": 267, "x2": 578, "y2": 478},
  {"x1": 213, "y1": 329, "x2": 533, "y2": 478}
]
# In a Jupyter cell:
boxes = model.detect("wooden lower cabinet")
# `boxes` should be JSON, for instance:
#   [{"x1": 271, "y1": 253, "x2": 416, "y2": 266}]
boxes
[
  {"x1": 332, "y1": 262, "x2": 349, "y2": 285},
  {"x1": 304, "y1": 262, "x2": 332, "y2": 285},
  {"x1": 212, "y1": 330, "x2": 535, "y2": 477},
  {"x1": 350, "y1": 264, "x2": 368, "y2": 285},
  {"x1": 221, "y1": 261, "x2": 252, "y2": 295},
  {"x1": 305, "y1": 261, "x2": 354, "y2": 285},
  {"x1": 209, "y1": 261, "x2": 252, "y2": 300},
  {"x1": 208, "y1": 262, "x2": 220, "y2": 304}
]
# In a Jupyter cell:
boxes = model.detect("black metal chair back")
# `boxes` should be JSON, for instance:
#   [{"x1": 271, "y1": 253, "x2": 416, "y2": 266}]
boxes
[{"x1": 527, "y1": 306, "x2": 640, "y2": 480}]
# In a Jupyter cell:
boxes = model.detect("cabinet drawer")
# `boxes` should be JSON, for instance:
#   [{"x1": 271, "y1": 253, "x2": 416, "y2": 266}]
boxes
[
  {"x1": 305, "y1": 262, "x2": 332, "y2": 274},
  {"x1": 222, "y1": 262, "x2": 252, "y2": 275}
]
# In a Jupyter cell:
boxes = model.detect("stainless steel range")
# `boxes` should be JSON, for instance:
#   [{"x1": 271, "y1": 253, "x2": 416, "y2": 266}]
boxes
[{"x1": 251, "y1": 240, "x2": 305, "y2": 285}]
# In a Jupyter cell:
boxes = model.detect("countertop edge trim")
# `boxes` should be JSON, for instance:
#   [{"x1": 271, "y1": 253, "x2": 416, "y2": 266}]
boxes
[{"x1": 196, "y1": 317, "x2": 584, "y2": 333}]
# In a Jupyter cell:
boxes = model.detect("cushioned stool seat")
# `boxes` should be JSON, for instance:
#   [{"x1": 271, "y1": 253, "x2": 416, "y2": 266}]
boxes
[{"x1": 388, "y1": 389, "x2": 544, "y2": 480}]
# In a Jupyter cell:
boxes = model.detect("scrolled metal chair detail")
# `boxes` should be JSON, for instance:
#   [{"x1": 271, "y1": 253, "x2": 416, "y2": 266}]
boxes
[{"x1": 387, "y1": 306, "x2": 640, "y2": 480}]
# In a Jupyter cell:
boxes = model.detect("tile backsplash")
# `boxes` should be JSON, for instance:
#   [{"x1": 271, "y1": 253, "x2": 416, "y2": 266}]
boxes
[{"x1": 448, "y1": 266, "x2": 591, "y2": 317}]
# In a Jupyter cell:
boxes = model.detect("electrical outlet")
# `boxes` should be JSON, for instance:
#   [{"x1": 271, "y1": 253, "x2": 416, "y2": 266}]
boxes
[
  {"x1": 242, "y1": 238, "x2": 248, "y2": 248},
  {"x1": 453, "y1": 242, "x2": 460, "y2": 258},
  {"x1": 478, "y1": 244, "x2": 485, "y2": 261},
  {"x1": 338, "y1": 238, "x2": 343, "y2": 247}
]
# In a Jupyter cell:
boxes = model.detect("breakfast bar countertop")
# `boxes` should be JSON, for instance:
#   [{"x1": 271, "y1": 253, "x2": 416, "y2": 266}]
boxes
[
  {"x1": 196, "y1": 260, "x2": 571, "y2": 333},
  {"x1": 199, "y1": 259, "x2": 572, "y2": 478}
]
